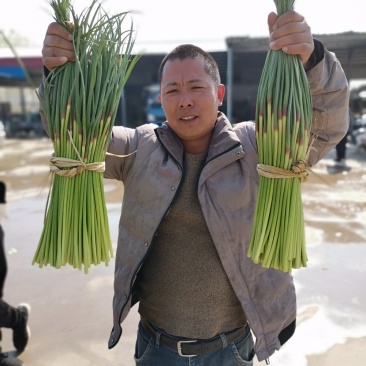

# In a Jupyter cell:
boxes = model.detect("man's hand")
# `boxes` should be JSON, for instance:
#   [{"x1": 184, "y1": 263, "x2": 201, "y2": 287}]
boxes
[
  {"x1": 268, "y1": 10, "x2": 314, "y2": 67},
  {"x1": 42, "y1": 22, "x2": 76, "y2": 71}
]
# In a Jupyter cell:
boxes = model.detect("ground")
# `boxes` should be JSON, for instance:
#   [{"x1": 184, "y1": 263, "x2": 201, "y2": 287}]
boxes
[{"x1": 0, "y1": 137, "x2": 365, "y2": 366}]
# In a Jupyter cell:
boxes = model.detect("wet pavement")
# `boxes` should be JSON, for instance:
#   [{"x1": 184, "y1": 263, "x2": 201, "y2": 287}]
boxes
[{"x1": 0, "y1": 137, "x2": 365, "y2": 366}]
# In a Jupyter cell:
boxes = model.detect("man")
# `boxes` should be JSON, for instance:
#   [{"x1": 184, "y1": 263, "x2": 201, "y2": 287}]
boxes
[
  {"x1": 0, "y1": 182, "x2": 31, "y2": 366},
  {"x1": 40, "y1": 9, "x2": 349, "y2": 365}
]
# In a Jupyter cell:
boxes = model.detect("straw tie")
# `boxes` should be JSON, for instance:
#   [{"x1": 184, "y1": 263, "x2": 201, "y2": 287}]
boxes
[
  {"x1": 50, "y1": 156, "x2": 105, "y2": 177},
  {"x1": 49, "y1": 130, "x2": 105, "y2": 178},
  {"x1": 257, "y1": 161, "x2": 309, "y2": 182},
  {"x1": 256, "y1": 133, "x2": 317, "y2": 183}
]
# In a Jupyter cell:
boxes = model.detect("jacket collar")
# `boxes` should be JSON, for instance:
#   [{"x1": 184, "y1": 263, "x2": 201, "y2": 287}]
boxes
[{"x1": 155, "y1": 112, "x2": 241, "y2": 166}]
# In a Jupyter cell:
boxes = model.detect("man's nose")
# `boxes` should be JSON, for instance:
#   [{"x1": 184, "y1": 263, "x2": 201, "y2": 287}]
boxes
[{"x1": 179, "y1": 92, "x2": 193, "y2": 108}]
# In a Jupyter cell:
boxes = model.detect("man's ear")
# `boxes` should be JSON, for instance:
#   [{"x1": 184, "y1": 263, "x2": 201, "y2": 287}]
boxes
[{"x1": 218, "y1": 84, "x2": 225, "y2": 106}]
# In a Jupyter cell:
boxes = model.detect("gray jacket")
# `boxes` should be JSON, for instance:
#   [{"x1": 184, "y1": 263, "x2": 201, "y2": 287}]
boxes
[
  {"x1": 103, "y1": 48, "x2": 349, "y2": 362},
  {"x1": 38, "y1": 45, "x2": 349, "y2": 362}
]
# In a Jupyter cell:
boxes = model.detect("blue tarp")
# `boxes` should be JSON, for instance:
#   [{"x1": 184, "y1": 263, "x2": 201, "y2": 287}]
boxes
[{"x1": 0, "y1": 66, "x2": 26, "y2": 79}]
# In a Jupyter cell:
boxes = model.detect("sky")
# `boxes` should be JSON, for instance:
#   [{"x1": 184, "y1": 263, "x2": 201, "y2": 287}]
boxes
[{"x1": 1, "y1": 0, "x2": 366, "y2": 55}]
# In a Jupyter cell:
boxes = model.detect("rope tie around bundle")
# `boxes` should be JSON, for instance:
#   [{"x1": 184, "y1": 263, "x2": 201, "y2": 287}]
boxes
[
  {"x1": 256, "y1": 133, "x2": 317, "y2": 183},
  {"x1": 48, "y1": 129, "x2": 137, "y2": 178},
  {"x1": 257, "y1": 161, "x2": 309, "y2": 182},
  {"x1": 50, "y1": 157, "x2": 105, "y2": 178},
  {"x1": 49, "y1": 130, "x2": 105, "y2": 178}
]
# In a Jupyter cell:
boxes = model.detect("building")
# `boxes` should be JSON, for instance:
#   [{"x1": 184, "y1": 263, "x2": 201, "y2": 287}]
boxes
[{"x1": 0, "y1": 32, "x2": 365, "y2": 133}]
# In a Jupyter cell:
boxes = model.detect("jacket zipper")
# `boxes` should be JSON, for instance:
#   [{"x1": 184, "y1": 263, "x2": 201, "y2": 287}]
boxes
[{"x1": 205, "y1": 141, "x2": 241, "y2": 165}]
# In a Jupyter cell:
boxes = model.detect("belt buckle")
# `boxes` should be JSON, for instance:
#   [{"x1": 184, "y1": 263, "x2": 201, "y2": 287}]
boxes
[{"x1": 177, "y1": 340, "x2": 198, "y2": 357}]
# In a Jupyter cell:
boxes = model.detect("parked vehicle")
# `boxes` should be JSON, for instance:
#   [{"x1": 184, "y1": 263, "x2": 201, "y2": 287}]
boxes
[
  {"x1": 144, "y1": 84, "x2": 166, "y2": 126},
  {"x1": 6, "y1": 112, "x2": 46, "y2": 138}
]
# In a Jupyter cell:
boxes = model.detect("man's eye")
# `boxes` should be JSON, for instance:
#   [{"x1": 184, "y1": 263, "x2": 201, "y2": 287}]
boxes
[{"x1": 166, "y1": 89, "x2": 177, "y2": 94}]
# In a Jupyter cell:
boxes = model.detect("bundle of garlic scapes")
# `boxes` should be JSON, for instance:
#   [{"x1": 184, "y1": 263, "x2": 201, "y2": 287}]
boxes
[
  {"x1": 33, "y1": 0, "x2": 140, "y2": 273},
  {"x1": 247, "y1": 0, "x2": 313, "y2": 272}
]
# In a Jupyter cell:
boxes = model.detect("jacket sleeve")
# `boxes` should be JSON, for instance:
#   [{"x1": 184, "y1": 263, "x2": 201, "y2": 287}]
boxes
[
  {"x1": 104, "y1": 124, "x2": 158, "y2": 182},
  {"x1": 306, "y1": 41, "x2": 350, "y2": 167},
  {"x1": 104, "y1": 126, "x2": 139, "y2": 182}
]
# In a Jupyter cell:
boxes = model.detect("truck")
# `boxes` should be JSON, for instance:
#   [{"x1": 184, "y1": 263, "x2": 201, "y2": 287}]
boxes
[
  {"x1": 145, "y1": 84, "x2": 166, "y2": 126},
  {"x1": 6, "y1": 112, "x2": 46, "y2": 138}
]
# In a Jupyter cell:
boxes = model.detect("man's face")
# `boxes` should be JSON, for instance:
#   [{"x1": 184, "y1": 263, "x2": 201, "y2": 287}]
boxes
[{"x1": 159, "y1": 57, "x2": 225, "y2": 154}]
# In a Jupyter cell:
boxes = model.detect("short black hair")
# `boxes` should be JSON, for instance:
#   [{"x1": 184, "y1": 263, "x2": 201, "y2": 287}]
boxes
[{"x1": 158, "y1": 44, "x2": 221, "y2": 88}]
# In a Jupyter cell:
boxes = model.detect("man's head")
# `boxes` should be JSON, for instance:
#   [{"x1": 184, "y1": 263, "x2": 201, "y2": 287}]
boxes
[
  {"x1": 158, "y1": 44, "x2": 225, "y2": 154},
  {"x1": 158, "y1": 44, "x2": 221, "y2": 88}
]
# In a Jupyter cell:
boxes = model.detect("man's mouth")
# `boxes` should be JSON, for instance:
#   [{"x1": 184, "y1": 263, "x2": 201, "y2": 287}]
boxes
[{"x1": 180, "y1": 116, "x2": 196, "y2": 121}]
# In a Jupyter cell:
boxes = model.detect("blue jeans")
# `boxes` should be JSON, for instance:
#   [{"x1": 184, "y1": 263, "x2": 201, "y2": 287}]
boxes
[{"x1": 134, "y1": 321, "x2": 255, "y2": 366}]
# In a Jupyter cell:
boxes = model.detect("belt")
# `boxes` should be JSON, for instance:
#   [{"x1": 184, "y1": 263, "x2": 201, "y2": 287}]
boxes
[{"x1": 140, "y1": 317, "x2": 248, "y2": 357}]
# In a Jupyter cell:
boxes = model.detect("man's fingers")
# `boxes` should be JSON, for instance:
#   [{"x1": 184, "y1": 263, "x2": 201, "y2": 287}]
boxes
[
  {"x1": 269, "y1": 20, "x2": 310, "y2": 44},
  {"x1": 267, "y1": 12, "x2": 278, "y2": 34},
  {"x1": 42, "y1": 44, "x2": 75, "y2": 59},
  {"x1": 43, "y1": 33, "x2": 75, "y2": 53},
  {"x1": 42, "y1": 56, "x2": 68, "y2": 71},
  {"x1": 42, "y1": 22, "x2": 76, "y2": 71},
  {"x1": 46, "y1": 22, "x2": 73, "y2": 42},
  {"x1": 272, "y1": 10, "x2": 305, "y2": 30},
  {"x1": 268, "y1": 10, "x2": 314, "y2": 65},
  {"x1": 269, "y1": 32, "x2": 312, "y2": 51},
  {"x1": 42, "y1": 43, "x2": 76, "y2": 71},
  {"x1": 281, "y1": 43, "x2": 314, "y2": 62}
]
